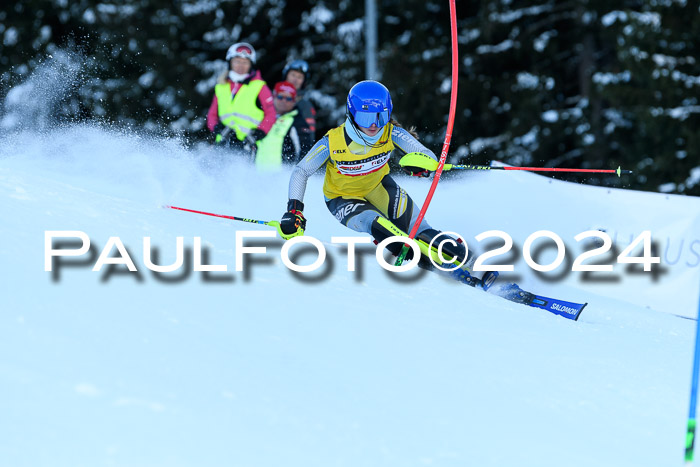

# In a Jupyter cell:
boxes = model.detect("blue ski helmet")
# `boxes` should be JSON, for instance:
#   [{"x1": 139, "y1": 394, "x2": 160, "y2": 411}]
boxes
[
  {"x1": 347, "y1": 80, "x2": 392, "y2": 129},
  {"x1": 283, "y1": 59, "x2": 310, "y2": 80}
]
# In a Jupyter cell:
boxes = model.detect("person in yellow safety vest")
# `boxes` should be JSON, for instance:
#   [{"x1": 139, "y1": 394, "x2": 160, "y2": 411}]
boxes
[
  {"x1": 206, "y1": 42, "x2": 276, "y2": 153},
  {"x1": 255, "y1": 81, "x2": 314, "y2": 170},
  {"x1": 275, "y1": 80, "x2": 495, "y2": 289}
]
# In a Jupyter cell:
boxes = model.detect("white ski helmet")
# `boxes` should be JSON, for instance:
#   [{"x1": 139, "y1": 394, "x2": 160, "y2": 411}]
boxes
[{"x1": 226, "y1": 42, "x2": 256, "y2": 64}]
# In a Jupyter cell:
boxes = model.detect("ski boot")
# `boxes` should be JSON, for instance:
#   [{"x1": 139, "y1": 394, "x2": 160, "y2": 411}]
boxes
[
  {"x1": 497, "y1": 283, "x2": 535, "y2": 305},
  {"x1": 415, "y1": 228, "x2": 499, "y2": 290},
  {"x1": 450, "y1": 266, "x2": 482, "y2": 288},
  {"x1": 449, "y1": 265, "x2": 499, "y2": 290}
]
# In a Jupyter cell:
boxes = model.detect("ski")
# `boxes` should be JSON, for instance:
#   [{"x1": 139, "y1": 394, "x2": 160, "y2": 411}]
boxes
[
  {"x1": 453, "y1": 270, "x2": 587, "y2": 321},
  {"x1": 441, "y1": 255, "x2": 587, "y2": 321},
  {"x1": 495, "y1": 282, "x2": 587, "y2": 321},
  {"x1": 529, "y1": 295, "x2": 587, "y2": 320}
]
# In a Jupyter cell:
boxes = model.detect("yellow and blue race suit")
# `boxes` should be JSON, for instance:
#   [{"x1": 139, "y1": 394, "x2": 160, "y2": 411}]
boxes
[{"x1": 288, "y1": 123, "x2": 437, "y2": 236}]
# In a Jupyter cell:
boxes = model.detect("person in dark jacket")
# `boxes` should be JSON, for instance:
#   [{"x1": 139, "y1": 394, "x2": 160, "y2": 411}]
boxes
[
  {"x1": 255, "y1": 81, "x2": 313, "y2": 169},
  {"x1": 282, "y1": 59, "x2": 317, "y2": 139}
]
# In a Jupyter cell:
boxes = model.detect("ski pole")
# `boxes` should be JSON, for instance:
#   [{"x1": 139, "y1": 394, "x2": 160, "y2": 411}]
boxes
[
  {"x1": 162, "y1": 205, "x2": 284, "y2": 235},
  {"x1": 398, "y1": 153, "x2": 632, "y2": 178},
  {"x1": 394, "y1": 0, "x2": 459, "y2": 267},
  {"x1": 444, "y1": 164, "x2": 633, "y2": 177},
  {"x1": 685, "y1": 283, "x2": 700, "y2": 464}
]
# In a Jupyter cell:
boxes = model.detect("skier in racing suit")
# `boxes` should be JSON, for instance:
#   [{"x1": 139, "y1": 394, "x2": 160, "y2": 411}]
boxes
[{"x1": 276, "y1": 80, "x2": 484, "y2": 286}]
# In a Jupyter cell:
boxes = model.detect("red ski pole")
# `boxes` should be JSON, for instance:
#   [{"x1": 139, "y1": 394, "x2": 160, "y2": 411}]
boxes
[{"x1": 163, "y1": 205, "x2": 286, "y2": 235}]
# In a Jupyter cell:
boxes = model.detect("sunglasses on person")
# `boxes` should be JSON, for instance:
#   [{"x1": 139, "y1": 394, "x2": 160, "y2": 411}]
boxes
[
  {"x1": 275, "y1": 94, "x2": 295, "y2": 102},
  {"x1": 235, "y1": 45, "x2": 253, "y2": 55}
]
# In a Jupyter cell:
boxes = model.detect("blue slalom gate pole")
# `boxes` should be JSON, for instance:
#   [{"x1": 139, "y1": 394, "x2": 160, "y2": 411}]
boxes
[{"x1": 686, "y1": 283, "x2": 700, "y2": 464}]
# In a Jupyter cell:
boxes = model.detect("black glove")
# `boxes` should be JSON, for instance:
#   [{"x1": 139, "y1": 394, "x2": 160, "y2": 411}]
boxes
[
  {"x1": 250, "y1": 128, "x2": 266, "y2": 142},
  {"x1": 245, "y1": 128, "x2": 265, "y2": 145},
  {"x1": 213, "y1": 123, "x2": 227, "y2": 144},
  {"x1": 243, "y1": 129, "x2": 266, "y2": 153},
  {"x1": 402, "y1": 166, "x2": 431, "y2": 178},
  {"x1": 279, "y1": 199, "x2": 306, "y2": 239}
]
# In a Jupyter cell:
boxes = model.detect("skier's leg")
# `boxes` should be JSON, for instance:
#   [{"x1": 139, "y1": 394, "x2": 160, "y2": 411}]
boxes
[
  {"x1": 365, "y1": 175, "x2": 431, "y2": 234},
  {"x1": 326, "y1": 178, "x2": 483, "y2": 279},
  {"x1": 325, "y1": 195, "x2": 423, "y2": 261},
  {"x1": 361, "y1": 176, "x2": 463, "y2": 268},
  {"x1": 414, "y1": 228, "x2": 485, "y2": 287},
  {"x1": 364, "y1": 176, "x2": 462, "y2": 265},
  {"x1": 326, "y1": 196, "x2": 378, "y2": 232},
  {"x1": 365, "y1": 176, "x2": 496, "y2": 287}
]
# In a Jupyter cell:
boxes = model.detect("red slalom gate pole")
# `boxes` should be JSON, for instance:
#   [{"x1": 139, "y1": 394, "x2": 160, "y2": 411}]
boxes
[{"x1": 394, "y1": 0, "x2": 458, "y2": 266}]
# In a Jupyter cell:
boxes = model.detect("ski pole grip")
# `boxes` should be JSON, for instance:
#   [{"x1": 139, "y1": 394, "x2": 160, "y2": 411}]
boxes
[{"x1": 398, "y1": 152, "x2": 440, "y2": 172}]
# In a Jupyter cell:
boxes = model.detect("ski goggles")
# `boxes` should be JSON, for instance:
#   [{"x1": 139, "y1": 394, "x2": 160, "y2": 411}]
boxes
[
  {"x1": 234, "y1": 44, "x2": 253, "y2": 56},
  {"x1": 287, "y1": 60, "x2": 309, "y2": 74},
  {"x1": 353, "y1": 110, "x2": 390, "y2": 128},
  {"x1": 229, "y1": 44, "x2": 254, "y2": 62}
]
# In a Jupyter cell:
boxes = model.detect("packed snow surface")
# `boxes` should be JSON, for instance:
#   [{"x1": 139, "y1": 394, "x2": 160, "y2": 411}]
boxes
[{"x1": 1, "y1": 125, "x2": 699, "y2": 467}]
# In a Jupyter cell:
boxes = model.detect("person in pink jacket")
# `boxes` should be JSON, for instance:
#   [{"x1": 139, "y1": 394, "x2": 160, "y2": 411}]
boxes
[{"x1": 206, "y1": 42, "x2": 276, "y2": 153}]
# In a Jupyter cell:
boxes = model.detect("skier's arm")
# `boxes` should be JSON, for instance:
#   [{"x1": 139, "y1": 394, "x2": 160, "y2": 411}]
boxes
[
  {"x1": 278, "y1": 136, "x2": 330, "y2": 240},
  {"x1": 288, "y1": 136, "x2": 330, "y2": 203},
  {"x1": 391, "y1": 126, "x2": 438, "y2": 162},
  {"x1": 391, "y1": 126, "x2": 438, "y2": 176}
]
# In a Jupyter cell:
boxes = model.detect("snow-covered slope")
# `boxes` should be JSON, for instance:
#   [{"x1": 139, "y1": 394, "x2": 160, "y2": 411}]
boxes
[{"x1": 1, "y1": 125, "x2": 698, "y2": 467}]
